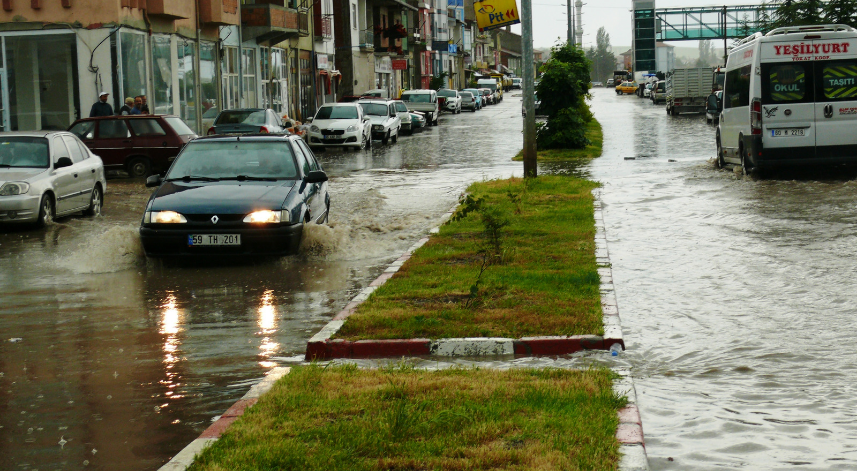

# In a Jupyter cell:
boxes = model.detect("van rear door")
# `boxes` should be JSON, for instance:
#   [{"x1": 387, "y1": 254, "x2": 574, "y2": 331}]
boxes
[
  {"x1": 759, "y1": 41, "x2": 816, "y2": 159},
  {"x1": 813, "y1": 38, "x2": 857, "y2": 161}
]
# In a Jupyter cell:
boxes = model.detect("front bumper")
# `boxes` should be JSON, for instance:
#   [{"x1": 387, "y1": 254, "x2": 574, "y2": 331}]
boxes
[
  {"x1": 308, "y1": 132, "x2": 361, "y2": 147},
  {"x1": 139, "y1": 223, "x2": 304, "y2": 257},
  {"x1": 0, "y1": 194, "x2": 41, "y2": 223},
  {"x1": 371, "y1": 126, "x2": 389, "y2": 139},
  {"x1": 444, "y1": 102, "x2": 458, "y2": 111}
]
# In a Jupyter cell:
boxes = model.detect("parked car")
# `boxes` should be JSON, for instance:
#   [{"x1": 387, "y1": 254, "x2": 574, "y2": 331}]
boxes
[
  {"x1": 512, "y1": 78, "x2": 523, "y2": 89},
  {"x1": 459, "y1": 91, "x2": 478, "y2": 112},
  {"x1": 410, "y1": 111, "x2": 426, "y2": 130},
  {"x1": 462, "y1": 88, "x2": 483, "y2": 109},
  {"x1": 479, "y1": 88, "x2": 494, "y2": 105},
  {"x1": 400, "y1": 89, "x2": 440, "y2": 126},
  {"x1": 615, "y1": 81, "x2": 639, "y2": 95},
  {"x1": 522, "y1": 92, "x2": 542, "y2": 117},
  {"x1": 306, "y1": 103, "x2": 372, "y2": 151},
  {"x1": 68, "y1": 115, "x2": 197, "y2": 178},
  {"x1": 706, "y1": 90, "x2": 723, "y2": 124},
  {"x1": 591, "y1": 81, "x2": 604, "y2": 87},
  {"x1": 361, "y1": 89, "x2": 389, "y2": 99},
  {"x1": 357, "y1": 99, "x2": 402, "y2": 144},
  {"x1": 0, "y1": 131, "x2": 106, "y2": 227},
  {"x1": 392, "y1": 100, "x2": 414, "y2": 135},
  {"x1": 206, "y1": 108, "x2": 287, "y2": 136},
  {"x1": 436, "y1": 89, "x2": 462, "y2": 114},
  {"x1": 606, "y1": 78, "x2": 615, "y2": 87},
  {"x1": 650, "y1": 80, "x2": 666, "y2": 104},
  {"x1": 139, "y1": 134, "x2": 329, "y2": 257}
]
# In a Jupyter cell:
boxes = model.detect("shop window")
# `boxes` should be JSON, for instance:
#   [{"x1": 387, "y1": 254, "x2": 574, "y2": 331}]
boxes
[{"x1": 152, "y1": 35, "x2": 174, "y2": 115}]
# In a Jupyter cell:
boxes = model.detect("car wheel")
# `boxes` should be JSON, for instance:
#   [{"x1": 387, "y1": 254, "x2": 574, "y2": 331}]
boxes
[
  {"x1": 740, "y1": 144, "x2": 754, "y2": 177},
  {"x1": 382, "y1": 131, "x2": 389, "y2": 145},
  {"x1": 36, "y1": 194, "x2": 54, "y2": 227},
  {"x1": 716, "y1": 135, "x2": 726, "y2": 169},
  {"x1": 126, "y1": 157, "x2": 152, "y2": 178},
  {"x1": 392, "y1": 130, "x2": 398, "y2": 143},
  {"x1": 83, "y1": 185, "x2": 102, "y2": 217},
  {"x1": 324, "y1": 203, "x2": 330, "y2": 224}
]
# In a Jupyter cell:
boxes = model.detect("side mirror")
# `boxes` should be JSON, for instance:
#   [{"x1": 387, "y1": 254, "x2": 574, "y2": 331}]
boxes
[
  {"x1": 304, "y1": 170, "x2": 328, "y2": 184},
  {"x1": 145, "y1": 174, "x2": 162, "y2": 187},
  {"x1": 363, "y1": 117, "x2": 370, "y2": 122},
  {"x1": 54, "y1": 157, "x2": 73, "y2": 169}
]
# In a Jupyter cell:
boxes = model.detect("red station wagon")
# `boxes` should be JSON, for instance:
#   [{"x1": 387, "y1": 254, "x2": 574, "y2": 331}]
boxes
[{"x1": 68, "y1": 115, "x2": 198, "y2": 177}]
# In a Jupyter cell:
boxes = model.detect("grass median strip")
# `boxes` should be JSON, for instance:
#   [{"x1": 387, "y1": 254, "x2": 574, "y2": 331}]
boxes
[
  {"x1": 334, "y1": 174, "x2": 602, "y2": 341},
  {"x1": 188, "y1": 364, "x2": 627, "y2": 471}
]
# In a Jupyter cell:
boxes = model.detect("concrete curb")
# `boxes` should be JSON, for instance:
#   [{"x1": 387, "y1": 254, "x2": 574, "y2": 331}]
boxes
[
  {"x1": 305, "y1": 194, "x2": 626, "y2": 361},
  {"x1": 157, "y1": 367, "x2": 291, "y2": 471}
]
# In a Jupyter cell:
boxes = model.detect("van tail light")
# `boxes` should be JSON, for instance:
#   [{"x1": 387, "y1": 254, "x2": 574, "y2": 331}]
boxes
[
  {"x1": 207, "y1": 127, "x2": 216, "y2": 135},
  {"x1": 751, "y1": 99, "x2": 762, "y2": 135},
  {"x1": 259, "y1": 126, "x2": 270, "y2": 134}
]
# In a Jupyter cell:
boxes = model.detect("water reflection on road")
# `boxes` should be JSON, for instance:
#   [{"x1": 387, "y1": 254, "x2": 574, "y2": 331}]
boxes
[{"x1": 0, "y1": 98, "x2": 525, "y2": 470}]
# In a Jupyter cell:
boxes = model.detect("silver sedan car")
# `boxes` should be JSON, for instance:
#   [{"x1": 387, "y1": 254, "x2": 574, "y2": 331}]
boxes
[{"x1": 0, "y1": 131, "x2": 106, "y2": 226}]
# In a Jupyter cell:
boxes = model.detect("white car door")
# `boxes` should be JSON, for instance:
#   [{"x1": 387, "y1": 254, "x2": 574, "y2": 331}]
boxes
[
  {"x1": 813, "y1": 39, "x2": 857, "y2": 160},
  {"x1": 63, "y1": 135, "x2": 96, "y2": 208},
  {"x1": 50, "y1": 136, "x2": 82, "y2": 214}
]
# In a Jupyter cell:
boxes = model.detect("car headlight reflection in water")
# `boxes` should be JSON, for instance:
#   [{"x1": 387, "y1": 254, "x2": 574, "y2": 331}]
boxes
[
  {"x1": 145, "y1": 211, "x2": 188, "y2": 224},
  {"x1": 0, "y1": 182, "x2": 30, "y2": 196},
  {"x1": 243, "y1": 210, "x2": 289, "y2": 223}
]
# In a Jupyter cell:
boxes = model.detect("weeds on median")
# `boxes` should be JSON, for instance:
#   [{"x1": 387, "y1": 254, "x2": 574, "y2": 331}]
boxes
[
  {"x1": 187, "y1": 364, "x2": 628, "y2": 471},
  {"x1": 334, "y1": 174, "x2": 602, "y2": 341}
]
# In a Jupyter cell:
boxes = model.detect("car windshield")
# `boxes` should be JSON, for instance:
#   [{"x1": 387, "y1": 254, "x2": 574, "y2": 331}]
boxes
[
  {"x1": 215, "y1": 110, "x2": 266, "y2": 126},
  {"x1": 68, "y1": 121, "x2": 95, "y2": 139},
  {"x1": 460, "y1": 92, "x2": 473, "y2": 98},
  {"x1": 164, "y1": 117, "x2": 196, "y2": 136},
  {"x1": 0, "y1": 137, "x2": 50, "y2": 168},
  {"x1": 361, "y1": 103, "x2": 388, "y2": 116},
  {"x1": 395, "y1": 102, "x2": 408, "y2": 112},
  {"x1": 166, "y1": 141, "x2": 298, "y2": 180},
  {"x1": 315, "y1": 106, "x2": 359, "y2": 120},
  {"x1": 437, "y1": 90, "x2": 457, "y2": 97},
  {"x1": 480, "y1": 83, "x2": 497, "y2": 91},
  {"x1": 401, "y1": 93, "x2": 431, "y2": 103}
]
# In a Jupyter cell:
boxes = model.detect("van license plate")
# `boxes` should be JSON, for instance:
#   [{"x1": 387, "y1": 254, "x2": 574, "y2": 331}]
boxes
[
  {"x1": 188, "y1": 234, "x2": 241, "y2": 246},
  {"x1": 772, "y1": 129, "x2": 805, "y2": 137}
]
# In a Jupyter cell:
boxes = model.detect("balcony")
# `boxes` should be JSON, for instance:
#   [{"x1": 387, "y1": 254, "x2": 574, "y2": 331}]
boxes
[
  {"x1": 242, "y1": 3, "x2": 308, "y2": 44},
  {"x1": 199, "y1": 0, "x2": 240, "y2": 25},
  {"x1": 314, "y1": 15, "x2": 333, "y2": 40},
  {"x1": 146, "y1": 0, "x2": 193, "y2": 19}
]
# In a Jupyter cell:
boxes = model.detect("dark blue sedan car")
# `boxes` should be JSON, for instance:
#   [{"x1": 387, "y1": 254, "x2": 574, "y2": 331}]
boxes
[{"x1": 139, "y1": 134, "x2": 330, "y2": 257}]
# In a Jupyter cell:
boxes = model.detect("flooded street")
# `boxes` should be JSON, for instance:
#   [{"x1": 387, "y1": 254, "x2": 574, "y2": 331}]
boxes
[
  {"x1": 5, "y1": 86, "x2": 857, "y2": 470},
  {"x1": 589, "y1": 89, "x2": 857, "y2": 469},
  {"x1": 0, "y1": 99, "x2": 524, "y2": 470}
]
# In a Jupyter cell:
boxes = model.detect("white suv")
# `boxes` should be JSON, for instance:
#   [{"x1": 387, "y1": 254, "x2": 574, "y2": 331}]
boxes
[
  {"x1": 307, "y1": 103, "x2": 372, "y2": 151},
  {"x1": 357, "y1": 99, "x2": 402, "y2": 145},
  {"x1": 436, "y1": 89, "x2": 462, "y2": 114}
]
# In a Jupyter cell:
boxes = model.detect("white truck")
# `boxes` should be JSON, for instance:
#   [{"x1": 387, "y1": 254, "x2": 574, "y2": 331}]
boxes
[{"x1": 666, "y1": 67, "x2": 715, "y2": 115}]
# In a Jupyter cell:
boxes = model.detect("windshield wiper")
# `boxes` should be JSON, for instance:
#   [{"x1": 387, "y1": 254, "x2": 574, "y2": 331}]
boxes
[
  {"x1": 220, "y1": 175, "x2": 279, "y2": 182},
  {"x1": 0, "y1": 164, "x2": 10, "y2": 168},
  {"x1": 166, "y1": 175, "x2": 221, "y2": 182}
]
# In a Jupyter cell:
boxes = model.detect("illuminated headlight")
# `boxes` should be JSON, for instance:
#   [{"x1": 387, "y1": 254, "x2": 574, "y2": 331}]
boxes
[
  {"x1": 243, "y1": 210, "x2": 288, "y2": 223},
  {"x1": 0, "y1": 182, "x2": 30, "y2": 196},
  {"x1": 346, "y1": 124, "x2": 358, "y2": 133},
  {"x1": 145, "y1": 211, "x2": 187, "y2": 224},
  {"x1": 310, "y1": 125, "x2": 320, "y2": 133},
  {"x1": 372, "y1": 125, "x2": 383, "y2": 131}
]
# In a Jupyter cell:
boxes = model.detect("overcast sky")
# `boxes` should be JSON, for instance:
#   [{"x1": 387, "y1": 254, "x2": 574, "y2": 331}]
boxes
[{"x1": 508, "y1": 0, "x2": 773, "y2": 51}]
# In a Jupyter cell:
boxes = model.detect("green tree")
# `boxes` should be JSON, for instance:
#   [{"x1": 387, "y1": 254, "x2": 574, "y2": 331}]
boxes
[
  {"x1": 535, "y1": 42, "x2": 592, "y2": 149},
  {"x1": 773, "y1": 0, "x2": 806, "y2": 28},
  {"x1": 592, "y1": 27, "x2": 615, "y2": 83},
  {"x1": 696, "y1": 40, "x2": 716, "y2": 67},
  {"x1": 824, "y1": 0, "x2": 857, "y2": 26}
]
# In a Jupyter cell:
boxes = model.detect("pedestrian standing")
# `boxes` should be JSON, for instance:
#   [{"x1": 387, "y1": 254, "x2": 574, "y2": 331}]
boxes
[
  {"x1": 118, "y1": 97, "x2": 135, "y2": 115},
  {"x1": 89, "y1": 92, "x2": 113, "y2": 117},
  {"x1": 140, "y1": 95, "x2": 150, "y2": 114},
  {"x1": 132, "y1": 97, "x2": 143, "y2": 115}
]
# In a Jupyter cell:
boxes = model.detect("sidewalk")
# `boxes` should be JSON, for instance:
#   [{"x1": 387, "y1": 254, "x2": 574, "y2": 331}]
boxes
[{"x1": 160, "y1": 182, "x2": 649, "y2": 471}]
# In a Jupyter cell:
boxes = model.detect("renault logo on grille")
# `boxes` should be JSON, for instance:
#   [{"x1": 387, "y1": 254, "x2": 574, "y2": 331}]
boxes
[{"x1": 211, "y1": 215, "x2": 219, "y2": 224}]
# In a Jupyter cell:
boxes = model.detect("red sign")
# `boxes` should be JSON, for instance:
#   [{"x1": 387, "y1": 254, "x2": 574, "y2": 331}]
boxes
[{"x1": 392, "y1": 59, "x2": 408, "y2": 70}]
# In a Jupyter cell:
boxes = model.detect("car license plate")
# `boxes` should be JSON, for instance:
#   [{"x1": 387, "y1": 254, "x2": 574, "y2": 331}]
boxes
[
  {"x1": 772, "y1": 128, "x2": 805, "y2": 137},
  {"x1": 188, "y1": 234, "x2": 241, "y2": 246}
]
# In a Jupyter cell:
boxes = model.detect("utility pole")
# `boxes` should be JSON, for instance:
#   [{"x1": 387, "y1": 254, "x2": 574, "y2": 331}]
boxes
[
  {"x1": 522, "y1": 0, "x2": 536, "y2": 177},
  {"x1": 567, "y1": 1, "x2": 572, "y2": 44}
]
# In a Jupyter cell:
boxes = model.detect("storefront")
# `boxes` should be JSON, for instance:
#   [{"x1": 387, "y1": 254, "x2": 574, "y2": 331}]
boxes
[{"x1": 374, "y1": 55, "x2": 393, "y2": 97}]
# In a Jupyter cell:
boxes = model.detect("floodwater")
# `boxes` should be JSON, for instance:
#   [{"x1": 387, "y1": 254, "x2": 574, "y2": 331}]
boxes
[
  {"x1": 588, "y1": 89, "x2": 857, "y2": 470},
  {"x1": 0, "y1": 98, "x2": 525, "y2": 470}
]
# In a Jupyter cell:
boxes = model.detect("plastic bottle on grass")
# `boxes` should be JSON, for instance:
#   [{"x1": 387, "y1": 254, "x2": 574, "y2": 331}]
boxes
[{"x1": 609, "y1": 343, "x2": 623, "y2": 356}]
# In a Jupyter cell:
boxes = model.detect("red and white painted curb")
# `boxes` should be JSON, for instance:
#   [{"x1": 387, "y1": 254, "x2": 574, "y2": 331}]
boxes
[
  {"x1": 157, "y1": 367, "x2": 291, "y2": 471},
  {"x1": 304, "y1": 195, "x2": 626, "y2": 361}
]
